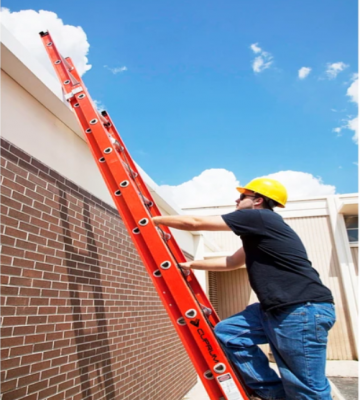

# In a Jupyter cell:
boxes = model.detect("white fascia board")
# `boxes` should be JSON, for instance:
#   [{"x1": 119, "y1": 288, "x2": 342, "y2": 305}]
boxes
[
  {"x1": 337, "y1": 194, "x2": 359, "y2": 215},
  {"x1": 1, "y1": 24, "x2": 83, "y2": 140}
]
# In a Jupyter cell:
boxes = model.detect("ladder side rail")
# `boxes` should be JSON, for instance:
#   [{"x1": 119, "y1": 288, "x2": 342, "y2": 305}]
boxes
[
  {"x1": 39, "y1": 32, "x2": 81, "y2": 98},
  {"x1": 102, "y1": 112, "x2": 221, "y2": 325},
  {"x1": 40, "y1": 33, "x2": 249, "y2": 400},
  {"x1": 63, "y1": 95, "x2": 225, "y2": 399},
  {"x1": 71, "y1": 93, "x2": 239, "y2": 390}
]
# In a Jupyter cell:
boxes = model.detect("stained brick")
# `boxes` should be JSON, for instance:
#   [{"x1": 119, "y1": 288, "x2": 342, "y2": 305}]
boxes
[{"x1": 1, "y1": 140, "x2": 196, "y2": 400}]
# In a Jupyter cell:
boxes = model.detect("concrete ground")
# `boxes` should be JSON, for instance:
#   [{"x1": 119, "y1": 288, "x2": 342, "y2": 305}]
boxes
[{"x1": 182, "y1": 361, "x2": 358, "y2": 400}]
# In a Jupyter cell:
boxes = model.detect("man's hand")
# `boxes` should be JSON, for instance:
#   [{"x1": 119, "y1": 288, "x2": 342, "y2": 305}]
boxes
[{"x1": 179, "y1": 261, "x2": 192, "y2": 270}]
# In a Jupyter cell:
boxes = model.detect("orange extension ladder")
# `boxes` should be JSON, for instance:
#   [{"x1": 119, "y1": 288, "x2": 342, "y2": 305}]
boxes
[{"x1": 40, "y1": 31, "x2": 249, "y2": 400}]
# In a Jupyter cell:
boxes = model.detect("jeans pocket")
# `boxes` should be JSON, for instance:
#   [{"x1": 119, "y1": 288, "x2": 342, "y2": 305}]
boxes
[{"x1": 315, "y1": 311, "x2": 335, "y2": 343}]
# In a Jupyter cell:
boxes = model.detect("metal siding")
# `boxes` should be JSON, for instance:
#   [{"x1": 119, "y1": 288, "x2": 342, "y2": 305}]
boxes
[
  {"x1": 210, "y1": 215, "x2": 356, "y2": 360},
  {"x1": 351, "y1": 247, "x2": 358, "y2": 276}
]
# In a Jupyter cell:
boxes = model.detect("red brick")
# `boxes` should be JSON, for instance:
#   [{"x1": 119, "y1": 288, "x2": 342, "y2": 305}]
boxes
[
  {"x1": 15, "y1": 175, "x2": 36, "y2": 191},
  {"x1": 1, "y1": 336, "x2": 24, "y2": 348},
  {"x1": 13, "y1": 325, "x2": 35, "y2": 336},
  {"x1": 21, "y1": 353, "x2": 42, "y2": 365},
  {"x1": 25, "y1": 334, "x2": 46, "y2": 344},
  {"x1": 13, "y1": 258, "x2": 35, "y2": 268},
  {"x1": 18, "y1": 372, "x2": 40, "y2": 387},
  {"x1": 0, "y1": 236, "x2": 16, "y2": 246},
  {"x1": 12, "y1": 190, "x2": 33, "y2": 206},
  {"x1": 19, "y1": 287, "x2": 40, "y2": 297},
  {"x1": 51, "y1": 355, "x2": 68, "y2": 367},
  {"x1": 38, "y1": 386, "x2": 58, "y2": 400},
  {"x1": 30, "y1": 297, "x2": 49, "y2": 306},
  {"x1": 29, "y1": 216, "x2": 49, "y2": 229},
  {"x1": 28, "y1": 173, "x2": 47, "y2": 188},
  {"x1": 30, "y1": 360, "x2": 51, "y2": 373},
  {"x1": 25, "y1": 187, "x2": 45, "y2": 203},
  {"x1": 16, "y1": 306, "x2": 38, "y2": 317},
  {"x1": 9, "y1": 345, "x2": 33, "y2": 357},
  {"x1": 28, "y1": 233, "x2": 47, "y2": 245},
  {"x1": 21, "y1": 394, "x2": 38, "y2": 400},
  {"x1": 8, "y1": 208, "x2": 30, "y2": 223},
  {"x1": 1, "y1": 215, "x2": 19, "y2": 229},
  {"x1": 34, "y1": 261, "x2": 54, "y2": 272},
  {"x1": 28, "y1": 380, "x2": 48, "y2": 394},
  {"x1": 43, "y1": 349, "x2": 61, "y2": 360},
  {"x1": 36, "y1": 324, "x2": 55, "y2": 333},
  {"x1": 32, "y1": 279, "x2": 51, "y2": 289},
  {"x1": 1, "y1": 286, "x2": 19, "y2": 296},
  {"x1": 9, "y1": 276, "x2": 32, "y2": 287},
  {"x1": 27, "y1": 316, "x2": 47, "y2": 325},
  {"x1": 6, "y1": 364, "x2": 30, "y2": 379},
  {"x1": 2, "y1": 177, "x2": 25, "y2": 194},
  {"x1": 1, "y1": 378, "x2": 18, "y2": 393},
  {"x1": 47, "y1": 393, "x2": 65, "y2": 400},
  {"x1": 15, "y1": 239, "x2": 37, "y2": 251},
  {"x1": 1, "y1": 327, "x2": 13, "y2": 337},
  {"x1": 58, "y1": 378, "x2": 74, "y2": 392},
  {"x1": 1, "y1": 357, "x2": 20, "y2": 370},
  {"x1": 41, "y1": 366, "x2": 59, "y2": 379},
  {"x1": 22, "y1": 269, "x2": 43, "y2": 279},
  {"x1": 1, "y1": 265, "x2": 21, "y2": 277},
  {"x1": 0, "y1": 255, "x2": 12, "y2": 266},
  {"x1": 25, "y1": 250, "x2": 45, "y2": 262},
  {"x1": 2, "y1": 316, "x2": 26, "y2": 326},
  {"x1": 18, "y1": 221, "x2": 40, "y2": 234},
  {"x1": 6, "y1": 296, "x2": 29, "y2": 306},
  {"x1": 2, "y1": 246, "x2": 25, "y2": 258}
]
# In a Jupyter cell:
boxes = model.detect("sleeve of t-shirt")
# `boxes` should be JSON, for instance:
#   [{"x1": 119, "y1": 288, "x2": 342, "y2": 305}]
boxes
[{"x1": 221, "y1": 209, "x2": 265, "y2": 236}]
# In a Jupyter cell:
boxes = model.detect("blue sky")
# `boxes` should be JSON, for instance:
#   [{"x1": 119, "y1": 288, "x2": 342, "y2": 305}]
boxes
[{"x1": 2, "y1": 1, "x2": 358, "y2": 204}]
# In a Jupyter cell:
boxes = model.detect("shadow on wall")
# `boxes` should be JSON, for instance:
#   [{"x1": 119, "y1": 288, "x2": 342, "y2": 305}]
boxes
[{"x1": 58, "y1": 186, "x2": 116, "y2": 400}]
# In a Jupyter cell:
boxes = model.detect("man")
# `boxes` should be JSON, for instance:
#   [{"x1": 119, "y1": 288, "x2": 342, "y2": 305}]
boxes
[{"x1": 153, "y1": 178, "x2": 335, "y2": 400}]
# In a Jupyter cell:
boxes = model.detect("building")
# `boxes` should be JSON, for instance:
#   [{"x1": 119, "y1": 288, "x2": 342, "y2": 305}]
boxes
[{"x1": 1, "y1": 23, "x2": 358, "y2": 400}]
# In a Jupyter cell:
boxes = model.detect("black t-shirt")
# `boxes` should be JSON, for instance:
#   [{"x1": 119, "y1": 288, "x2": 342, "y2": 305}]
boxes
[{"x1": 222, "y1": 209, "x2": 334, "y2": 311}]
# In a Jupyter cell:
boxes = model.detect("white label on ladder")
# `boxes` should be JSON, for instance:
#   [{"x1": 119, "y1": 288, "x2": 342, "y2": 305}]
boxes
[{"x1": 216, "y1": 373, "x2": 244, "y2": 400}]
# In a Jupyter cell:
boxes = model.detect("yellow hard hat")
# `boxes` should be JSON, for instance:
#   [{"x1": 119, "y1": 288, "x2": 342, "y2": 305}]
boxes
[{"x1": 237, "y1": 178, "x2": 288, "y2": 208}]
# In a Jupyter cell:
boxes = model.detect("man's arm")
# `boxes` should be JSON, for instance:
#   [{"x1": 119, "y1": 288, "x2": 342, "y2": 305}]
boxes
[
  {"x1": 152, "y1": 215, "x2": 231, "y2": 231},
  {"x1": 180, "y1": 247, "x2": 245, "y2": 272}
]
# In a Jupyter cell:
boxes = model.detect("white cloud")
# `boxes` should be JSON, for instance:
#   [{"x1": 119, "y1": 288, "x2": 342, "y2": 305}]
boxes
[
  {"x1": 347, "y1": 75, "x2": 358, "y2": 103},
  {"x1": 333, "y1": 76, "x2": 358, "y2": 144},
  {"x1": 93, "y1": 99, "x2": 106, "y2": 111},
  {"x1": 0, "y1": 8, "x2": 91, "y2": 77},
  {"x1": 250, "y1": 43, "x2": 273, "y2": 73},
  {"x1": 346, "y1": 76, "x2": 358, "y2": 143},
  {"x1": 325, "y1": 62, "x2": 348, "y2": 79},
  {"x1": 263, "y1": 171, "x2": 336, "y2": 198},
  {"x1": 158, "y1": 169, "x2": 240, "y2": 208},
  {"x1": 158, "y1": 169, "x2": 336, "y2": 208},
  {"x1": 250, "y1": 43, "x2": 262, "y2": 54},
  {"x1": 104, "y1": 65, "x2": 127, "y2": 74},
  {"x1": 298, "y1": 67, "x2": 311, "y2": 79},
  {"x1": 347, "y1": 116, "x2": 358, "y2": 144}
]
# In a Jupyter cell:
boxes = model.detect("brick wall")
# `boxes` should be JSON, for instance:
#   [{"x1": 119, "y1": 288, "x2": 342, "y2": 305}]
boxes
[{"x1": 0, "y1": 138, "x2": 196, "y2": 400}]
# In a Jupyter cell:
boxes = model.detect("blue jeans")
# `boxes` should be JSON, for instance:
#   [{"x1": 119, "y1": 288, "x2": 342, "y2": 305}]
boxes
[{"x1": 214, "y1": 302, "x2": 336, "y2": 400}]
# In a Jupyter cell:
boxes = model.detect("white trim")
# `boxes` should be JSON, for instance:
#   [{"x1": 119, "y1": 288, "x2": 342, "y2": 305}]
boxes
[
  {"x1": 327, "y1": 196, "x2": 358, "y2": 357},
  {"x1": 1, "y1": 24, "x2": 83, "y2": 139}
]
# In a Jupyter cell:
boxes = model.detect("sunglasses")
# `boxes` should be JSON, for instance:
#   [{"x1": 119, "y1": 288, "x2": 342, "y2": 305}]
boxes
[{"x1": 239, "y1": 193, "x2": 257, "y2": 201}]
